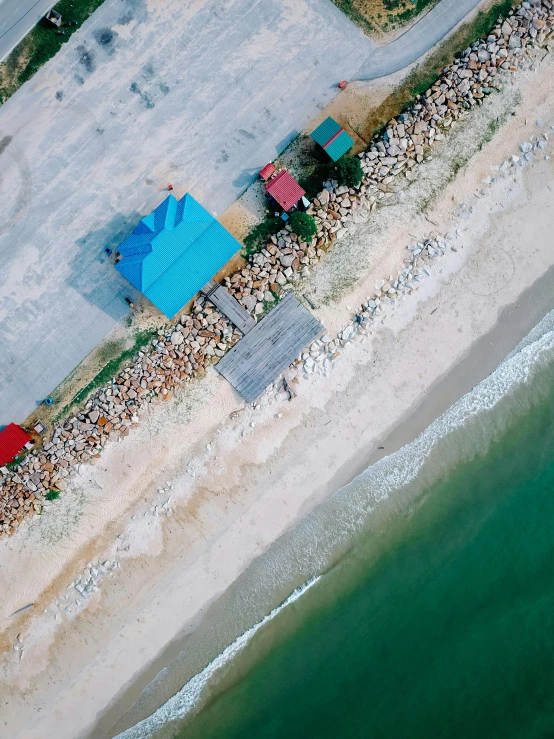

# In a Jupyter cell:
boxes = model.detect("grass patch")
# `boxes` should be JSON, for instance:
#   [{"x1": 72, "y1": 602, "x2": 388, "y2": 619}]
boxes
[
  {"x1": 478, "y1": 104, "x2": 512, "y2": 149},
  {"x1": 242, "y1": 217, "x2": 282, "y2": 257},
  {"x1": 332, "y1": 0, "x2": 439, "y2": 36},
  {"x1": 53, "y1": 328, "x2": 156, "y2": 422},
  {"x1": 356, "y1": 0, "x2": 519, "y2": 144},
  {"x1": 332, "y1": 156, "x2": 364, "y2": 188},
  {"x1": 480, "y1": 117, "x2": 502, "y2": 148},
  {"x1": 46, "y1": 489, "x2": 60, "y2": 501},
  {"x1": 0, "y1": 0, "x2": 106, "y2": 105},
  {"x1": 96, "y1": 338, "x2": 126, "y2": 365},
  {"x1": 261, "y1": 291, "x2": 281, "y2": 317},
  {"x1": 323, "y1": 271, "x2": 362, "y2": 306},
  {"x1": 385, "y1": 0, "x2": 439, "y2": 27},
  {"x1": 298, "y1": 161, "x2": 332, "y2": 200},
  {"x1": 331, "y1": 0, "x2": 380, "y2": 35},
  {"x1": 451, "y1": 153, "x2": 470, "y2": 177}
]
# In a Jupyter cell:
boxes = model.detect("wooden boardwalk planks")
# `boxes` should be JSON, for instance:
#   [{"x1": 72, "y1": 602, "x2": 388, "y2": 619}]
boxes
[
  {"x1": 215, "y1": 293, "x2": 323, "y2": 403},
  {"x1": 201, "y1": 279, "x2": 256, "y2": 335}
]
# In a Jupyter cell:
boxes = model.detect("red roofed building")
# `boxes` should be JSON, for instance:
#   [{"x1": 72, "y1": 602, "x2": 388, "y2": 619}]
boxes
[
  {"x1": 259, "y1": 163, "x2": 276, "y2": 181},
  {"x1": 0, "y1": 423, "x2": 31, "y2": 466},
  {"x1": 265, "y1": 170, "x2": 305, "y2": 212}
]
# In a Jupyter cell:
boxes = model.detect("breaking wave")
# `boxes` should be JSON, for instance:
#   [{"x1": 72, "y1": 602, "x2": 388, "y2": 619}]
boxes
[
  {"x1": 115, "y1": 310, "x2": 554, "y2": 739},
  {"x1": 115, "y1": 576, "x2": 321, "y2": 739}
]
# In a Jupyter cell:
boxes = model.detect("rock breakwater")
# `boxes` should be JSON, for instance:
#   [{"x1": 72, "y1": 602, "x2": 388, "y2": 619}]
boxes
[{"x1": 1, "y1": 0, "x2": 552, "y2": 536}]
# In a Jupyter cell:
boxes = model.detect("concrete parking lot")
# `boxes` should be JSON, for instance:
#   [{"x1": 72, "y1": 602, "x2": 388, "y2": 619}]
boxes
[
  {"x1": 0, "y1": 0, "x2": 484, "y2": 425},
  {"x1": 0, "y1": 0, "x2": 373, "y2": 425}
]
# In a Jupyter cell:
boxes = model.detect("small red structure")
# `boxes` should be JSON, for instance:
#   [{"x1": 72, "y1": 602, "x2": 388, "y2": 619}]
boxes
[
  {"x1": 259, "y1": 163, "x2": 276, "y2": 181},
  {"x1": 0, "y1": 423, "x2": 32, "y2": 466},
  {"x1": 265, "y1": 170, "x2": 305, "y2": 212},
  {"x1": 338, "y1": 80, "x2": 347, "y2": 89}
]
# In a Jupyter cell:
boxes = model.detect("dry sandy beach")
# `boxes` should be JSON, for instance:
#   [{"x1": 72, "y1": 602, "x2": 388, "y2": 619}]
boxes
[{"x1": 1, "y1": 48, "x2": 554, "y2": 739}]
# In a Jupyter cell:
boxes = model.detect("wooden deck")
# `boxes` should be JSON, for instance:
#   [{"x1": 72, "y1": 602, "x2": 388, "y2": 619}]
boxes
[
  {"x1": 201, "y1": 279, "x2": 256, "y2": 335},
  {"x1": 215, "y1": 293, "x2": 323, "y2": 403}
]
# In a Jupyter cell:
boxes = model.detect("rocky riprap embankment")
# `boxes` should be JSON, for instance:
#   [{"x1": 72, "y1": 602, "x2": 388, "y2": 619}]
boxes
[
  {"x1": 222, "y1": 0, "x2": 553, "y2": 314},
  {"x1": 1, "y1": 0, "x2": 552, "y2": 535},
  {"x1": 270, "y1": 235, "x2": 451, "y2": 386},
  {"x1": 0, "y1": 305, "x2": 242, "y2": 535}
]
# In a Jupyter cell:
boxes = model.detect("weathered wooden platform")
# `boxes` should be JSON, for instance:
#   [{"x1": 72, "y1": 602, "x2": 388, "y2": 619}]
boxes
[
  {"x1": 215, "y1": 293, "x2": 323, "y2": 403},
  {"x1": 201, "y1": 279, "x2": 256, "y2": 335}
]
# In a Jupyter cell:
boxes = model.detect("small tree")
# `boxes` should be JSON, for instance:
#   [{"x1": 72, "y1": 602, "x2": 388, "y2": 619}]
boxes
[
  {"x1": 333, "y1": 156, "x2": 363, "y2": 188},
  {"x1": 46, "y1": 489, "x2": 60, "y2": 501},
  {"x1": 288, "y1": 211, "x2": 317, "y2": 243}
]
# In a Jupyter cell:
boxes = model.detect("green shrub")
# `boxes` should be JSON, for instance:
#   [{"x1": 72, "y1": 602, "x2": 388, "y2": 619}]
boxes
[
  {"x1": 288, "y1": 212, "x2": 318, "y2": 243},
  {"x1": 0, "y1": 0, "x2": 107, "y2": 105},
  {"x1": 243, "y1": 217, "x2": 282, "y2": 257},
  {"x1": 332, "y1": 157, "x2": 363, "y2": 188},
  {"x1": 299, "y1": 161, "x2": 332, "y2": 200},
  {"x1": 46, "y1": 489, "x2": 60, "y2": 501}
]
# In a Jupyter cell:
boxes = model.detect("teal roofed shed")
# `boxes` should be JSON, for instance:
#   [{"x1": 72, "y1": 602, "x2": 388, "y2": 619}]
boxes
[
  {"x1": 116, "y1": 194, "x2": 241, "y2": 318},
  {"x1": 310, "y1": 116, "x2": 354, "y2": 162}
]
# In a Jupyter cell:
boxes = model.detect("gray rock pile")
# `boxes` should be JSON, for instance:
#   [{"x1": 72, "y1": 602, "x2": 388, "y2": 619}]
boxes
[
  {"x1": 72, "y1": 560, "x2": 119, "y2": 599},
  {"x1": 0, "y1": 298, "x2": 240, "y2": 536},
  {"x1": 226, "y1": 0, "x2": 553, "y2": 318},
  {"x1": 1, "y1": 0, "x2": 552, "y2": 535},
  {"x1": 223, "y1": 233, "x2": 324, "y2": 311},
  {"x1": 333, "y1": 236, "x2": 450, "y2": 347}
]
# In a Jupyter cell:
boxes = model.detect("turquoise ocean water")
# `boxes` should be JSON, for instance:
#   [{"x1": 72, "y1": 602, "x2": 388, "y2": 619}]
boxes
[{"x1": 117, "y1": 310, "x2": 554, "y2": 739}]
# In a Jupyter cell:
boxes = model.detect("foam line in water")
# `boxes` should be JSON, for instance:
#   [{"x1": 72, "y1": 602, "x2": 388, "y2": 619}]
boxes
[
  {"x1": 349, "y1": 320, "x2": 554, "y2": 499},
  {"x1": 505, "y1": 308, "x2": 554, "y2": 362},
  {"x1": 115, "y1": 576, "x2": 321, "y2": 738},
  {"x1": 116, "y1": 316, "x2": 554, "y2": 739},
  {"x1": 238, "y1": 317, "x2": 554, "y2": 595}
]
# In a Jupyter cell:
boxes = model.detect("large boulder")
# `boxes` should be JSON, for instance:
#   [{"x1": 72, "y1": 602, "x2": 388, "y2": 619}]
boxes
[
  {"x1": 317, "y1": 189, "x2": 330, "y2": 206},
  {"x1": 280, "y1": 254, "x2": 295, "y2": 268}
]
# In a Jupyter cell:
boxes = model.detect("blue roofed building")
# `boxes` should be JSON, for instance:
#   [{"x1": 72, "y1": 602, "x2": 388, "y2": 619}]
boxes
[{"x1": 115, "y1": 193, "x2": 242, "y2": 318}]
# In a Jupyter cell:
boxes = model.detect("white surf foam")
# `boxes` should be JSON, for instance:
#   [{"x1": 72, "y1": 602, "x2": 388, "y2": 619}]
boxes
[
  {"x1": 361, "y1": 317, "x2": 554, "y2": 492},
  {"x1": 246, "y1": 316, "x2": 554, "y2": 589},
  {"x1": 117, "y1": 316, "x2": 554, "y2": 738},
  {"x1": 505, "y1": 308, "x2": 554, "y2": 362},
  {"x1": 115, "y1": 576, "x2": 321, "y2": 738},
  {"x1": 321, "y1": 318, "x2": 554, "y2": 537}
]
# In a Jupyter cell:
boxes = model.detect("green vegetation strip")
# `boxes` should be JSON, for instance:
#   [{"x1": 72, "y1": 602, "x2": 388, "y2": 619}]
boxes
[
  {"x1": 360, "y1": 0, "x2": 518, "y2": 137},
  {"x1": 332, "y1": 0, "x2": 440, "y2": 35},
  {"x1": 0, "y1": 0, "x2": 105, "y2": 105},
  {"x1": 53, "y1": 329, "x2": 156, "y2": 423}
]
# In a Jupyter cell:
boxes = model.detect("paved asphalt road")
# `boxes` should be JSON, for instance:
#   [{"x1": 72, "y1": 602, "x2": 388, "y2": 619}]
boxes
[
  {"x1": 0, "y1": 0, "x2": 55, "y2": 62},
  {"x1": 0, "y1": 0, "x2": 480, "y2": 425},
  {"x1": 358, "y1": 0, "x2": 482, "y2": 79}
]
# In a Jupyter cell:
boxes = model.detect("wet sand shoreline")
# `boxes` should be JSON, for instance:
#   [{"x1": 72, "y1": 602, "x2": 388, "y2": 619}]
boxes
[{"x1": 96, "y1": 266, "x2": 554, "y2": 739}]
